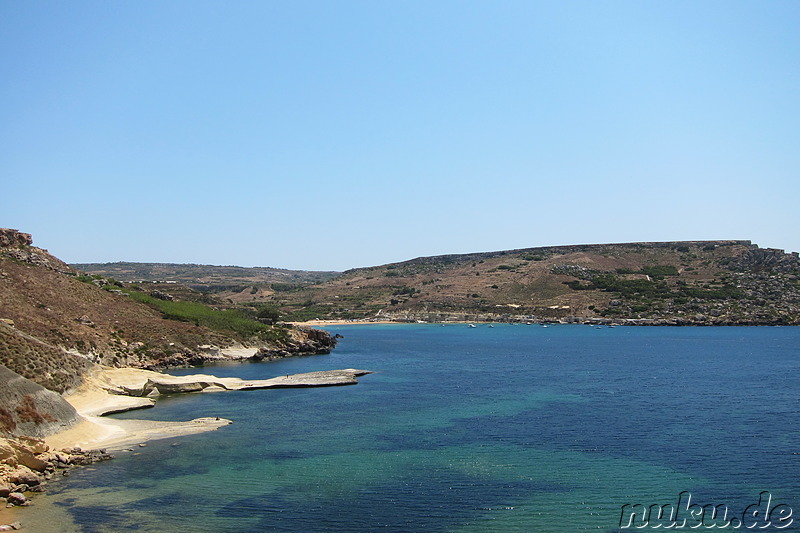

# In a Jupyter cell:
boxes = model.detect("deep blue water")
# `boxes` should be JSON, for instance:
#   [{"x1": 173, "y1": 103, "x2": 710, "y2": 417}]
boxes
[{"x1": 42, "y1": 325, "x2": 799, "y2": 531}]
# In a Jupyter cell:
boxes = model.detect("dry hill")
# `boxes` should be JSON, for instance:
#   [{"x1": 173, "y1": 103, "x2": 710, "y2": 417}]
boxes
[
  {"x1": 261, "y1": 240, "x2": 800, "y2": 325},
  {"x1": 71, "y1": 238, "x2": 800, "y2": 325}
]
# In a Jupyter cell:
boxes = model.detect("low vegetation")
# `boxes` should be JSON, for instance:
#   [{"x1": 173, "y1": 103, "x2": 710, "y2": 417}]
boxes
[
  {"x1": 0, "y1": 327, "x2": 93, "y2": 393},
  {"x1": 565, "y1": 274, "x2": 744, "y2": 301},
  {"x1": 124, "y1": 289, "x2": 288, "y2": 342}
]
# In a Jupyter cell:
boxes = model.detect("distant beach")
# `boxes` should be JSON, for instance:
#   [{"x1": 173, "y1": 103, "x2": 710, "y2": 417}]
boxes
[{"x1": 290, "y1": 319, "x2": 400, "y2": 327}]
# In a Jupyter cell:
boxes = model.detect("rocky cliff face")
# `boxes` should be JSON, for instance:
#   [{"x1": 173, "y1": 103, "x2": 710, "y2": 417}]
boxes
[
  {"x1": 721, "y1": 247, "x2": 800, "y2": 273},
  {"x1": 0, "y1": 229, "x2": 32, "y2": 248},
  {"x1": 0, "y1": 228, "x2": 71, "y2": 272},
  {"x1": 253, "y1": 326, "x2": 339, "y2": 360}
]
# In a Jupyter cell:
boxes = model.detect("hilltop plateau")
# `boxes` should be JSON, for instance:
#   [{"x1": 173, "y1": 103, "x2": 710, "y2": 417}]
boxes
[{"x1": 273, "y1": 240, "x2": 800, "y2": 325}]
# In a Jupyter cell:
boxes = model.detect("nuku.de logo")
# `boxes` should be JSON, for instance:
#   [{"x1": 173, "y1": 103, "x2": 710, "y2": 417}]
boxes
[{"x1": 619, "y1": 491, "x2": 793, "y2": 529}]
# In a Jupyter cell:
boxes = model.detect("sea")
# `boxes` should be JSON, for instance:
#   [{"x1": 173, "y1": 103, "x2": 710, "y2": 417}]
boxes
[{"x1": 19, "y1": 324, "x2": 800, "y2": 532}]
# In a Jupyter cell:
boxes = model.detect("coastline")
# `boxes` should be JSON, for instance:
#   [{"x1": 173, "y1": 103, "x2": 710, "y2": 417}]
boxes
[
  {"x1": 3, "y1": 365, "x2": 372, "y2": 530},
  {"x1": 290, "y1": 319, "x2": 399, "y2": 327},
  {"x1": 43, "y1": 367, "x2": 234, "y2": 452},
  {"x1": 46, "y1": 366, "x2": 372, "y2": 451},
  {"x1": 290, "y1": 317, "x2": 800, "y2": 327}
]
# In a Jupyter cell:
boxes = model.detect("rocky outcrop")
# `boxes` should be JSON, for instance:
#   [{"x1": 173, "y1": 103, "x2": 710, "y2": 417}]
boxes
[
  {"x1": 138, "y1": 326, "x2": 339, "y2": 368},
  {"x1": 241, "y1": 369, "x2": 372, "y2": 389},
  {"x1": 252, "y1": 326, "x2": 338, "y2": 360},
  {"x1": 0, "y1": 228, "x2": 71, "y2": 272},
  {"x1": 721, "y1": 247, "x2": 800, "y2": 274},
  {"x1": 0, "y1": 230, "x2": 32, "y2": 248},
  {"x1": 0, "y1": 435, "x2": 113, "y2": 509},
  {"x1": 102, "y1": 367, "x2": 373, "y2": 398},
  {"x1": 137, "y1": 378, "x2": 230, "y2": 395},
  {"x1": 0, "y1": 365, "x2": 82, "y2": 439}
]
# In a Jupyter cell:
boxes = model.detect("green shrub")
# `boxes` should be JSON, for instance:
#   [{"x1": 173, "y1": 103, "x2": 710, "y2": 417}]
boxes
[
  {"x1": 245, "y1": 304, "x2": 281, "y2": 324},
  {"x1": 392, "y1": 286, "x2": 416, "y2": 296},
  {"x1": 125, "y1": 290, "x2": 284, "y2": 340}
]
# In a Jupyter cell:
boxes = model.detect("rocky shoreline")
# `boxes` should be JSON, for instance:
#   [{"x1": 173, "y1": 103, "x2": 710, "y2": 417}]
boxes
[
  {"x1": 1, "y1": 436, "x2": 114, "y2": 507},
  {"x1": 135, "y1": 326, "x2": 340, "y2": 369},
  {"x1": 1, "y1": 366, "x2": 372, "y2": 529}
]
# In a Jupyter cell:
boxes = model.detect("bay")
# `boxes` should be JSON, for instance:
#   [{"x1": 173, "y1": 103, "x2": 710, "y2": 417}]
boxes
[{"x1": 26, "y1": 325, "x2": 800, "y2": 532}]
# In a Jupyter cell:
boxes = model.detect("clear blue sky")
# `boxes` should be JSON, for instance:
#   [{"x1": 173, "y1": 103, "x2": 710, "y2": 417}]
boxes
[{"x1": 2, "y1": 1, "x2": 798, "y2": 271}]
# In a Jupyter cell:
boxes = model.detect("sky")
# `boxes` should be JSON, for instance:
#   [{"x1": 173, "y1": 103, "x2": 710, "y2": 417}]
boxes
[{"x1": 2, "y1": 1, "x2": 799, "y2": 271}]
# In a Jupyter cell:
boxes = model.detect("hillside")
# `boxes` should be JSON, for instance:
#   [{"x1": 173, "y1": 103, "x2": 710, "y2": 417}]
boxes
[
  {"x1": 68, "y1": 238, "x2": 800, "y2": 326},
  {"x1": 258, "y1": 240, "x2": 800, "y2": 325},
  {"x1": 0, "y1": 229, "x2": 338, "y2": 400}
]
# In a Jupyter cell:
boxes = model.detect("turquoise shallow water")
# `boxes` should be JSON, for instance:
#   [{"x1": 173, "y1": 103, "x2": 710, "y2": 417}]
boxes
[{"x1": 33, "y1": 325, "x2": 800, "y2": 531}]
